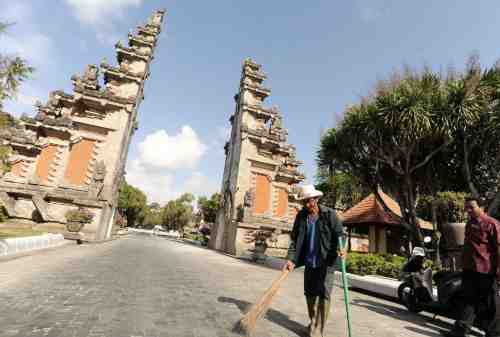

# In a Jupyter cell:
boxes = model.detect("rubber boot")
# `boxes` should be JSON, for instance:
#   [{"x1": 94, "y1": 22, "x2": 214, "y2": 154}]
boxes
[
  {"x1": 318, "y1": 298, "x2": 331, "y2": 337},
  {"x1": 306, "y1": 296, "x2": 320, "y2": 337}
]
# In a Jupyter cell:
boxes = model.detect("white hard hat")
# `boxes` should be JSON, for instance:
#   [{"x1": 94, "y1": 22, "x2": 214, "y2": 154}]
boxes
[{"x1": 412, "y1": 247, "x2": 425, "y2": 257}]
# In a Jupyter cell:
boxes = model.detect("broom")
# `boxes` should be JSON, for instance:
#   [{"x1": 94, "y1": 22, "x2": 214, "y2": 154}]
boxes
[
  {"x1": 338, "y1": 236, "x2": 353, "y2": 337},
  {"x1": 236, "y1": 268, "x2": 290, "y2": 336}
]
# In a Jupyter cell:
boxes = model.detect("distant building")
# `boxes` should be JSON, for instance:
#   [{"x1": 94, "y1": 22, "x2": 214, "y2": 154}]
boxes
[{"x1": 341, "y1": 189, "x2": 434, "y2": 254}]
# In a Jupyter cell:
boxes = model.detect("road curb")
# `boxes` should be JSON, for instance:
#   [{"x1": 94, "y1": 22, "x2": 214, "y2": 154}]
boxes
[{"x1": 0, "y1": 234, "x2": 74, "y2": 261}]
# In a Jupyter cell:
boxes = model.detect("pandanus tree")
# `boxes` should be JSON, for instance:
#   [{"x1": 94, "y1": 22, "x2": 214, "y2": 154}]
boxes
[
  {"x1": 445, "y1": 57, "x2": 500, "y2": 217},
  {"x1": 319, "y1": 59, "x2": 500, "y2": 245}
]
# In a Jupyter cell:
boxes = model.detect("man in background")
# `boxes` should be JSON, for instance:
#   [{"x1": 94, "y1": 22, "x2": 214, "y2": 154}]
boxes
[{"x1": 443, "y1": 197, "x2": 500, "y2": 337}]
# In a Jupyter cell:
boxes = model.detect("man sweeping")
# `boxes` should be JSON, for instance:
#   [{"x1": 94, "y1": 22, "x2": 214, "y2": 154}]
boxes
[{"x1": 283, "y1": 184, "x2": 346, "y2": 337}]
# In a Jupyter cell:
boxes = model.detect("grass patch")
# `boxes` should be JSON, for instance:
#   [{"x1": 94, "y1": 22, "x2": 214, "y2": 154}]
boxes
[{"x1": 0, "y1": 227, "x2": 47, "y2": 239}]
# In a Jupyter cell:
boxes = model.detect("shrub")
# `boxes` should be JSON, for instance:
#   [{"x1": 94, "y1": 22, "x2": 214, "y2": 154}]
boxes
[
  {"x1": 417, "y1": 191, "x2": 468, "y2": 224},
  {"x1": 65, "y1": 208, "x2": 94, "y2": 223},
  {"x1": 346, "y1": 252, "x2": 442, "y2": 278},
  {"x1": 346, "y1": 252, "x2": 406, "y2": 278}
]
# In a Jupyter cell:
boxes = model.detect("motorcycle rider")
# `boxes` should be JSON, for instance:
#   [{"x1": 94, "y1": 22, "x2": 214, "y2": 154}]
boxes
[{"x1": 401, "y1": 246, "x2": 432, "y2": 302}]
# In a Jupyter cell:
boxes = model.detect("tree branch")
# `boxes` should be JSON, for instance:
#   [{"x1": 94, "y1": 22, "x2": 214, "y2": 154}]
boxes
[
  {"x1": 373, "y1": 147, "x2": 404, "y2": 175},
  {"x1": 410, "y1": 140, "x2": 451, "y2": 174}
]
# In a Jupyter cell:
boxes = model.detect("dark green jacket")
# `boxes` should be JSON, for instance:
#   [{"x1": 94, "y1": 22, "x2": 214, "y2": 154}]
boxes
[{"x1": 286, "y1": 205, "x2": 345, "y2": 268}]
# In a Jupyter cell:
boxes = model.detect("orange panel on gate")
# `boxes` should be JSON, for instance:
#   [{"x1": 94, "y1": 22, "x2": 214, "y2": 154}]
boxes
[
  {"x1": 35, "y1": 145, "x2": 58, "y2": 183},
  {"x1": 254, "y1": 174, "x2": 270, "y2": 214},
  {"x1": 10, "y1": 160, "x2": 24, "y2": 177},
  {"x1": 64, "y1": 139, "x2": 95, "y2": 186},
  {"x1": 275, "y1": 188, "x2": 288, "y2": 217}
]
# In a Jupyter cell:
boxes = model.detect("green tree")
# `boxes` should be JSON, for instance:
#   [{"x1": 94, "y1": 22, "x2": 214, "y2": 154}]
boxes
[
  {"x1": 197, "y1": 192, "x2": 221, "y2": 223},
  {"x1": 321, "y1": 68, "x2": 459, "y2": 243},
  {"x1": 161, "y1": 193, "x2": 194, "y2": 231},
  {"x1": 0, "y1": 22, "x2": 34, "y2": 109},
  {"x1": 118, "y1": 181, "x2": 148, "y2": 227},
  {"x1": 444, "y1": 56, "x2": 500, "y2": 217},
  {"x1": 315, "y1": 172, "x2": 365, "y2": 211},
  {"x1": 320, "y1": 59, "x2": 500, "y2": 245},
  {"x1": 143, "y1": 208, "x2": 162, "y2": 228},
  {"x1": 0, "y1": 23, "x2": 33, "y2": 176}
]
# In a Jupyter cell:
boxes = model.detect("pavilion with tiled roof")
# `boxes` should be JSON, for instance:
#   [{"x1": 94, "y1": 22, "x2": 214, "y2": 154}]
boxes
[{"x1": 340, "y1": 190, "x2": 433, "y2": 254}]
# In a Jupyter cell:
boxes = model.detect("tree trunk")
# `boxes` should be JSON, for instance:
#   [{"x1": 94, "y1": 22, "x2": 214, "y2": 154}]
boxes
[
  {"x1": 431, "y1": 200, "x2": 441, "y2": 267},
  {"x1": 403, "y1": 174, "x2": 423, "y2": 244},
  {"x1": 329, "y1": 164, "x2": 338, "y2": 209},
  {"x1": 463, "y1": 137, "x2": 480, "y2": 198},
  {"x1": 348, "y1": 227, "x2": 352, "y2": 252}
]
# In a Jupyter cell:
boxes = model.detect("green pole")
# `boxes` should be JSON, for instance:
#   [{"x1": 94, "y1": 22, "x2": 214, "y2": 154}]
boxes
[{"x1": 338, "y1": 236, "x2": 353, "y2": 337}]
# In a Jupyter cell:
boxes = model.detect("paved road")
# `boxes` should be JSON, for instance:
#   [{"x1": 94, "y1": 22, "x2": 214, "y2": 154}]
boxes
[{"x1": 0, "y1": 234, "x2": 459, "y2": 337}]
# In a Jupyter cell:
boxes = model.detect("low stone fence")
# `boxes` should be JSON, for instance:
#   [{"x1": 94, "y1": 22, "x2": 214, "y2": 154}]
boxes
[
  {"x1": 0, "y1": 233, "x2": 67, "y2": 257},
  {"x1": 257, "y1": 255, "x2": 402, "y2": 299},
  {"x1": 128, "y1": 227, "x2": 182, "y2": 239}
]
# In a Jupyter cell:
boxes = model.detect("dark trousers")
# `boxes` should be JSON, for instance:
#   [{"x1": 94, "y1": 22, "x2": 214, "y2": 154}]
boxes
[
  {"x1": 454, "y1": 271, "x2": 500, "y2": 336},
  {"x1": 304, "y1": 265, "x2": 335, "y2": 299}
]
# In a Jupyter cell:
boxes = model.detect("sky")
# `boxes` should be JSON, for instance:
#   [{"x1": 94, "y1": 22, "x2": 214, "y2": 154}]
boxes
[{"x1": 1, "y1": 0, "x2": 500, "y2": 205}]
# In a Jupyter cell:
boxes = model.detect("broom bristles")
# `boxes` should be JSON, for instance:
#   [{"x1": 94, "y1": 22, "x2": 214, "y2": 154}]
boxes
[{"x1": 236, "y1": 269, "x2": 290, "y2": 336}]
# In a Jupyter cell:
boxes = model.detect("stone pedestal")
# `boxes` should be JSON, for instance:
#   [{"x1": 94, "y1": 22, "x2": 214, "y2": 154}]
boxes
[{"x1": 63, "y1": 231, "x2": 84, "y2": 244}]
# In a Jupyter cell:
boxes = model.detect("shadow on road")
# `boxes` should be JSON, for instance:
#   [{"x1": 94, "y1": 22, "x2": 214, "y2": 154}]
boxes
[
  {"x1": 350, "y1": 298, "x2": 478, "y2": 337},
  {"x1": 218, "y1": 296, "x2": 307, "y2": 337}
]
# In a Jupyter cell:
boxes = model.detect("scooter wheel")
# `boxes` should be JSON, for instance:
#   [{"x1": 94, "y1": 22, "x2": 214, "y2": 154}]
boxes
[{"x1": 397, "y1": 282, "x2": 423, "y2": 313}]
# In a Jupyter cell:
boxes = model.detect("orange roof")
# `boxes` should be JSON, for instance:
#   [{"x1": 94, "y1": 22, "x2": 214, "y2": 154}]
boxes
[{"x1": 340, "y1": 190, "x2": 434, "y2": 230}]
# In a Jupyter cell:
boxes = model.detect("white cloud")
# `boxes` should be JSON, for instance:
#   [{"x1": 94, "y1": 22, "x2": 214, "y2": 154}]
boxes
[
  {"x1": 125, "y1": 127, "x2": 218, "y2": 204},
  {"x1": 3, "y1": 83, "x2": 46, "y2": 117},
  {"x1": 0, "y1": 1, "x2": 53, "y2": 116},
  {"x1": 125, "y1": 163, "x2": 219, "y2": 204},
  {"x1": 64, "y1": 0, "x2": 143, "y2": 44},
  {"x1": 125, "y1": 159, "x2": 176, "y2": 204},
  {"x1": 0, "y1": 32, "x2": 53, "y2": 68},
  {"x1": 184, "y1": 172, "x2": 219, "y2": 197},
  {"x1": 64, "y1": 0, "x2": 143, "y2": 25},
  {"x1": 0, "y1": 1, "x2": 54, "y2": 67},
  {"x1": 0, "y1": 1, "x2": 33, "y2": 23},
  {"x1": 138, "y1": 126, "x2": 207, "y2": 170}
]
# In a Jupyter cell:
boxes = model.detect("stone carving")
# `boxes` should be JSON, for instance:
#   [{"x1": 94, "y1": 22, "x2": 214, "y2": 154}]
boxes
[
  {"x1": 244, "y1": 188, "x2": 255, "y2": 208},
  {"x1": 83, "y1": 65, "x2": 99, "y2": 86},
  {"x1": 270, "y1": 114, "x2": 282, "y2": 130},
  {"x1": 0, "y1": 124, "x2": 37, "y2": 145},
  {"x1": 34, "y1": 111, "x2": 47, "y2": 122},
  {"x1": 119, "y1": 59, "x2": 130, "y2": 72},
  {"x1": 148, "y1": 10, "x2": 164, "y2": 26},
  {"x1": 72, "y1": 64, "x2": 100, "y2": 91},
  {"x1": 89, "y1": 161, "x2": 106, "y2": 199}
]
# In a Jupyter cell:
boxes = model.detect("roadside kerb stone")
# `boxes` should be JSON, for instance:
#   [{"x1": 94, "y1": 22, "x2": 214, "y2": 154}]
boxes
[{"x1": 0, "y1": 233, "x2": 68, "y2": 257}]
